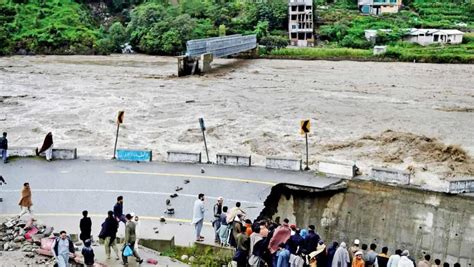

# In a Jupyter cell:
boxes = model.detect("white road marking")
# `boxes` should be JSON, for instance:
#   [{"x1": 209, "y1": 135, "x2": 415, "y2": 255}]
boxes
[
  {"x1": 106, "y1": 170, "x2": 277, "y2": 186},
  {"x1": 1, "y1": 189, "x2": 263, "y2": 206},
  {"x1": 0, "y1": 213, "x2": 213, "y2": 226}
]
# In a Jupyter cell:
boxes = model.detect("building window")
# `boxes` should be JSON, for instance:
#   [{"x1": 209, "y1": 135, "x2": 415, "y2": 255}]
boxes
[
  {"x1": 306, "y1": 33, "x2": 313, "y2": 39},
  {"x1": 291, "y1": 15, "x2": 297, "y2": 20},
  {"x1": 434, "y1": 35, "x2": 439, "y2": 42},
  {"x1": 306, "y1": 5, "x2": 312, "y2": 10},
  {"x1": 298, "y1": 5, "x2": 304, "y2": 11},
  {"x1": 291, "y1": 33, "x2": 297, "y2": 38},
  {"x1": 298, "y1": 33, "x2": 305, "y2": 40},
  {"x1": 292, "y1": 25, "x2": 297, "y2": 30},
  {"x1": 292, "y1": 6, "x2": 297, "y2": 11}
]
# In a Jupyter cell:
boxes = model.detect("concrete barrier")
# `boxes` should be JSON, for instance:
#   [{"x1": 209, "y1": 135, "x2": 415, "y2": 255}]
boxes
[
  {"x1": 216, "y1": 153, "x2": 251, "y2": 167},
  {"x1": 8, "y1": 147, "x2": 77, "y2": 160},
  {"x1": 318, "y1": 161, "x2": 357, "y2": 179},
  {"x1": 116, "y1": 149, "x2": 152, "y2": 162},
  {"x1": 194, "y1": 241, "x2": 234, "y2": 258},
  {"x1": 266, "y1": 157, "x2": 302, "y2": 171},
  {"x1": 449, "y1": 179, "x2": 474, "y2": 194},
  {"x1": 167, "y1": 150, "x2": 201, "y2": 163},
  {"x1": 52, "y1": 148, "x2": 77, "y2": 160},
  {"x1": 139, "y1": 237, "x2": 175, "y2": 252},
  {"x1": 371, "y1": 167, "x2": 410, "y2": 185},
  {"x1": 8, "y1": 147, "x2": 37, "y2": 157}
]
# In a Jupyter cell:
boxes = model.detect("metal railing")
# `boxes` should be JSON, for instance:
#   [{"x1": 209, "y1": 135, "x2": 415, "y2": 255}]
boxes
[{"x1": 186, "y1": 35, "x2": 257, "y2": 58}]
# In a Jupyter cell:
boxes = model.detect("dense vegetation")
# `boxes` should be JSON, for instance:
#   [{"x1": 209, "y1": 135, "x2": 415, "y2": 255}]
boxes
[
  {"x1": 0, "y1": 0, "x2": 289, "y2": 55},
  {"x1": 0, "y1": 0, "x2": 473, "y2": 63}
]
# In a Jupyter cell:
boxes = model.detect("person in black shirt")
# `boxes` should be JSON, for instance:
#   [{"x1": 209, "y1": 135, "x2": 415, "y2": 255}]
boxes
[{"x1": 80, "y1": 210, "x2": 92, "y2": 244}]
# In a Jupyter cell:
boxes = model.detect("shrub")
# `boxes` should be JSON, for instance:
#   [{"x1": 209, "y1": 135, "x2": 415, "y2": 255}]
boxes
[{"x1": 259, "y1": 35, "x2": 289, "y2": 51}]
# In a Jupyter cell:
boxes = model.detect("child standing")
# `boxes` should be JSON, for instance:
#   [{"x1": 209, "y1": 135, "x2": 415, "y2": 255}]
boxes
[{"x1": 82, "y1": 239, "x2": 95, "y2": 267}]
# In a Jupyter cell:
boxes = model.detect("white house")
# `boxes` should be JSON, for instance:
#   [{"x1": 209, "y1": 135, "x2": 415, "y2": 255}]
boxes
[
  {"x1": 358, "y1": 0, "x2": 402, "y2": 15},
  {"x1": 404, "y1": 29, "x2": 464, "y2": 46},
  {"x1": 364, "y1": 28, "x2": 465, "y2": 46}
]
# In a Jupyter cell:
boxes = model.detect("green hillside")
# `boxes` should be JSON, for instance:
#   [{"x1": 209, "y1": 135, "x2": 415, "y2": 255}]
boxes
[{"x1": 0, "y1": 0, "x2": 473, "y2": 62}]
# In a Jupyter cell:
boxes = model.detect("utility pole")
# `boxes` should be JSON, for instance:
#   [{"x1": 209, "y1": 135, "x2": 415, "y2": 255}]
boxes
[
  {"x1": 199, "y1": 118, "x2": 211, "y2": 163},
  {"x1": 113, "y1": 111, "x2": 124, "y2": 159}
]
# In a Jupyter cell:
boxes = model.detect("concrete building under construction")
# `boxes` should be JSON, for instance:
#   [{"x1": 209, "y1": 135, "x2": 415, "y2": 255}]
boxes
[{"x1": 288, "y1": 0, "x2": 314, "y2": 47}]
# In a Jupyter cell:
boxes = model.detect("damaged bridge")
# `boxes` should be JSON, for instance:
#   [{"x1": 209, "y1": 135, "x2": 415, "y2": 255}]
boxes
[{"x1": 178, "y1": 34, "x2": 257, "y2": 76}]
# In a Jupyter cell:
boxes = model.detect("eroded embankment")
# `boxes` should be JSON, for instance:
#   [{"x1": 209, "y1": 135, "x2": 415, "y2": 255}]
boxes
[{"x1": 259, "y1": 181, "x2": 474, "y2": 265}]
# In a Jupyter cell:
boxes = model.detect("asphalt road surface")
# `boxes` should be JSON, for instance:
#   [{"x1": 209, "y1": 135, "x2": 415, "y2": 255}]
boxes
[{"x1": 0, "y1": 158, "x2": 340, "y2": 245}]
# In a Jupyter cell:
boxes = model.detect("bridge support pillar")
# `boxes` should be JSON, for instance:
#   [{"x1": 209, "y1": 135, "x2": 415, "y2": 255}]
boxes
[
  {"x1": 200, "y1": 53, "x2": 213, "y2": 73},
  {"x1": 177, "y1": 56, "x2": 201, "y2": 77}
]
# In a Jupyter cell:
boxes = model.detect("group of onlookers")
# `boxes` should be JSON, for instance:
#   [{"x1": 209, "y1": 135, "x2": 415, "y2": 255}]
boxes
[
  {"x1": 194, "y1": 195, "x2": 464, "y2": 267},
  {"x1": 16, "y1": 187, "x2": 142, "y2": 266},
  {"x1": 51, "y1": 195, "x2": 143, "y2": 266}
]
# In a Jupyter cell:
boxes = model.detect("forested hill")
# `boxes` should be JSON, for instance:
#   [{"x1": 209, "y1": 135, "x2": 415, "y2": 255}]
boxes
[{"x1": 0, "y1": 0, "x2": 472, "y2": 57}]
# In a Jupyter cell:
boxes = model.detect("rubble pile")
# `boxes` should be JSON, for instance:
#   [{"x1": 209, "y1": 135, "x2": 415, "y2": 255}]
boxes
[{"x1": 0, "y1": 216, "x2": 55, "y2": 265}]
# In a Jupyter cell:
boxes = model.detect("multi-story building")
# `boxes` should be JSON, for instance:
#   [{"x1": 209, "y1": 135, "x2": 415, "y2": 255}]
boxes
[
  {"x1": 358, "y1": 0, "x2": 402, "y2": 15},
  {"x1": 288, "y1": 0, "x2": 314, "y2": 47}
]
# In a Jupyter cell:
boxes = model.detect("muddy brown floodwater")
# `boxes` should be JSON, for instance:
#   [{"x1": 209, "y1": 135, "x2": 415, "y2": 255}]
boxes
[{"x1": 1, "y1": 55, "x2": 473, "y2": 190}]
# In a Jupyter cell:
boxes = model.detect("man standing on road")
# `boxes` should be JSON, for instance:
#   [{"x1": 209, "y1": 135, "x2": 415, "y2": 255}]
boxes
[
  {"x1": 192, "y1": 193, "x2": 205, "y2": 242},
  {"x1": 213, "y1": 196, "x2": 224, "y2": 243},
  {"x1": 18, "y1": 182, "x2": 33, "y2": 217},
  {"x1": 122, "y1": 214, "x2": 143, "y2": 265},
  {"x1": 51, "y1": 230, "x2": 75, "y2": 267},
  {"x1": 0, "y1": 132, "x2": 8, "y2": 163},
  {"x1": 99, "y1": 211, "x2": 120, "y2": 260},
  {"x1": 113, "y1": 196, "x2": 126, "y2": 224},
  {"x1": 79, "y1": 210, "x2": 92, "y2": 244}
]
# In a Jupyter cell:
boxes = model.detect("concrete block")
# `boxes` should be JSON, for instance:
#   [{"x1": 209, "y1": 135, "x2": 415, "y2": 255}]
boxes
[
  {"x1": 318, "y1": 161, "x2": 356, "y2": 179},
  {"x1": 167, "y1": 150, "x2": 201, "y2": 164},
  {"x1": 371, "y1": 167, "x2": 410, "y2": 185},
  {"x1": 266, "y1": 157, "x2": 302, "y2": 171},
  {"x1": 373, "y1": 45, "x2": 387, "y2": 55},
  {"x1": 52, "y1": 148, "x2": 77, "y2": 160},
  {"x1": 216, "y1": 153, "x2": 251, "y2": 167},
  {"x1": 7, "y1": 147, "x2": 37, "y2": 157},
  {"x1": 449, "y1": 179, "x2": 474, "y2": 194},
  {"x1": 139, "y1": 237, "x2": 175, "y2": 252},
  {"x1": 116, "y1": 149, "x2": 152, "y2": 162},
  {"x1": 8, "y1": 147, "x2": 77, "y2": 160}
]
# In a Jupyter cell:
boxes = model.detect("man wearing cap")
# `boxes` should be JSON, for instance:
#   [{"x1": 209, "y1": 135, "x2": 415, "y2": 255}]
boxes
[
  {"x1": 212, "y1": 197, "x2": 224, "y2": 243},
  {"x1": 398, "y1": 250, "x2": 415, "y2": 267},
  {"x1": 352, "y1": 251, "x2": 365, "y2": 267},
  {"x1": 349, "y1": 239, "x2": 360, "y2": 263}
]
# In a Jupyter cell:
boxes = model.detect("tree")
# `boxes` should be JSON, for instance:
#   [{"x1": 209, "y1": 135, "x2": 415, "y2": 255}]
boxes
[
  {"x1": 254, "y1": 20, "x2": 269, "y2": 40},
  {"x1": 109, "y1": 22, "x2": 128, "y2": 52}
]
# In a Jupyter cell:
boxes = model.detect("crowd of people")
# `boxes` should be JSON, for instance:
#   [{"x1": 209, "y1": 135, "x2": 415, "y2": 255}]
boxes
[
  {"x1": 16, "y1": 184, "x2": 142, "y2": 266},
  {"x1": 11, "y1": 180, "x2": 467, "y2": 267},
  {"x1": 192, "y1": 194, "x2": 464, "y2": 267}
]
